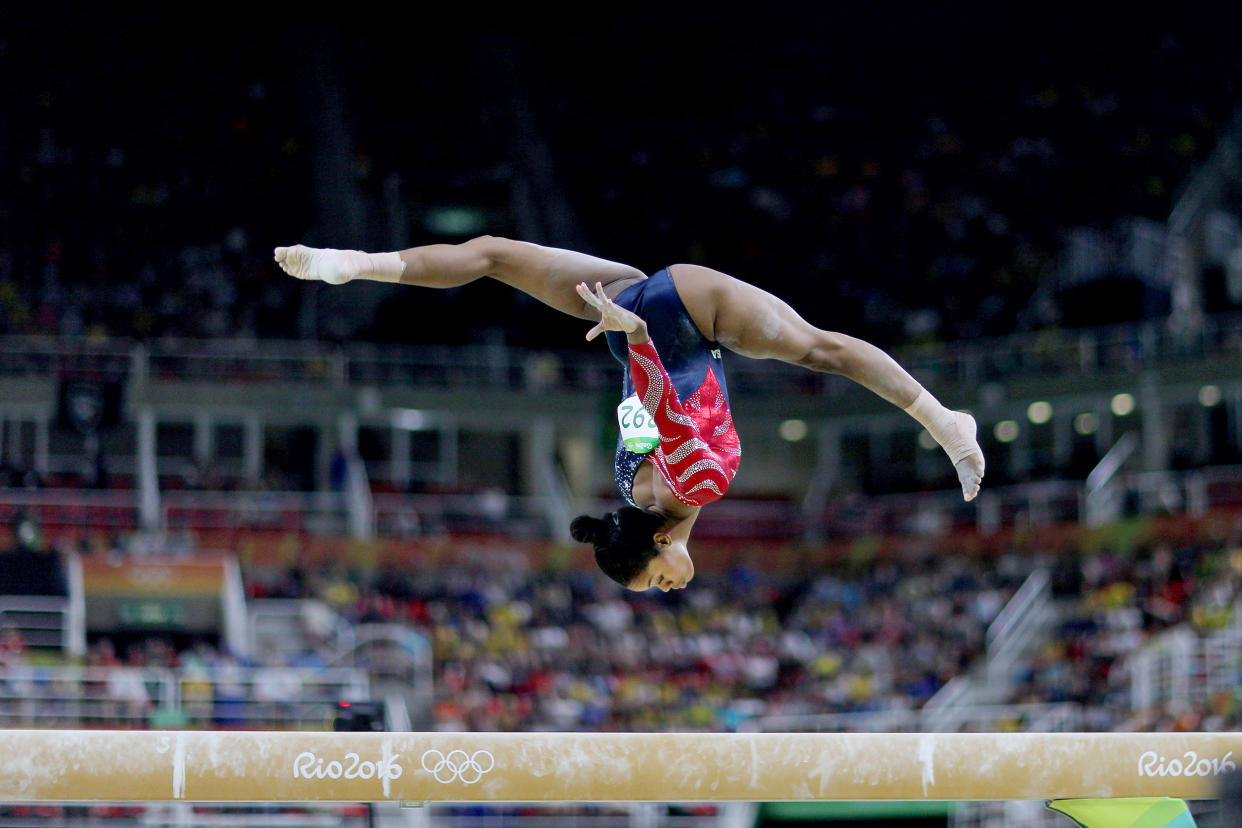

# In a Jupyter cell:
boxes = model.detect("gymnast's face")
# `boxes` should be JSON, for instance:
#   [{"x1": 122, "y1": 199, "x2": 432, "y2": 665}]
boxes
[{"x1": 629, "y1": 536, "x2": 694, "y2": 592}]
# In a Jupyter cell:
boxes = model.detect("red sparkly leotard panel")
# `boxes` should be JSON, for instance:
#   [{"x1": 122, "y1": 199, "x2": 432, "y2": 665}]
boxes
[
  {"x1": 627, "y1": 340, "x2": 741, "y2": 506},
  {"x1": 607, "y1": 268, "x2": 742, "y2": 508}
]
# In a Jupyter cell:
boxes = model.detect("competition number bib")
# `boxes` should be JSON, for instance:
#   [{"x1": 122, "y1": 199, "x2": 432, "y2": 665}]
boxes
[{"x1": 617, "y1": 395, "x2": 659, "y2": 454}]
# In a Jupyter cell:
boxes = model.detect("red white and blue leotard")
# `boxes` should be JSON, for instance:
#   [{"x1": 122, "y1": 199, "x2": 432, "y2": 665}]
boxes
[{"x1": 606, "y1": 269, "x2": 742, "y2": 508}]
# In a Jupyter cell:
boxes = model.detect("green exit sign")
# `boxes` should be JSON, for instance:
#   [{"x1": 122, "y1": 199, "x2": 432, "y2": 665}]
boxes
[{"x1": 117, "y1": 601, "x2": 186, "y2": 628}]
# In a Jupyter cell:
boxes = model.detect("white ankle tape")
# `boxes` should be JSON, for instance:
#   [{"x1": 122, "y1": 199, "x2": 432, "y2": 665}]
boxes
[
  {"x1": 904, "y1": 390, "x2": 975, "y2": 464},
  {"x1": 357, "y1": 251, "x2": 404, "y2": 282}
]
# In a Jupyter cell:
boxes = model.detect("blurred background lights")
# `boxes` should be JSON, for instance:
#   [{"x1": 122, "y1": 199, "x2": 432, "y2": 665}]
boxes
[
  {"x1": 779, "y1": 419, "x2": 808, "y2": 442},
  {"x1": 1199, "y1": 385, "x2": 1222, "y2": 407},
  {"x1": 1074, "y1": 412, "x2": 1099, "y2": 435},
  {"x1": 1027, "y1": 401, "x2": 1053, "y2": 424},
  {"x1": 994, "y1": 420, "x2": 1020, "y2": 443},
  {"x1": 918, "y1": 430, "x2": 938, "y2": 450},
  {"x1": 1111, "y1": 393, "x2": 1136, "y2": 416},
  {"x1": 392, "y1": 408, "x2": 428, "y2": 430}
]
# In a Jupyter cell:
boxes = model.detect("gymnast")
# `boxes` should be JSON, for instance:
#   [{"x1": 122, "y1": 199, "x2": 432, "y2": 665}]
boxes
[{"x1": 275, "y1": 238, "x2": 984, "y2": 593}]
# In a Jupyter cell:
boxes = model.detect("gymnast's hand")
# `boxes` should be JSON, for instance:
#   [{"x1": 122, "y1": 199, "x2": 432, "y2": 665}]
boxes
[{"x1": 576, "y1": 281, "x2": 648, "y2": 343}]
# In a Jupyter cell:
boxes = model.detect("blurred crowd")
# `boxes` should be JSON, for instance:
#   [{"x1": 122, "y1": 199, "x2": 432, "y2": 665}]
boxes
[
  {"x1": 3, "y1": 525, "x2": 1242, "y2": 740},
  {"x1": 0, "y1": 12, "x2": 1239, "y2": 352},
  {"x1": 331, "y1": 554, "x2": 1019, "y2": 732},
  {"x1": 269, "y1": 532, "x2": 1242, "y2": 734},
  {"x1": 1017, "y1": 538, "x2": 1242, "y2": 732}
]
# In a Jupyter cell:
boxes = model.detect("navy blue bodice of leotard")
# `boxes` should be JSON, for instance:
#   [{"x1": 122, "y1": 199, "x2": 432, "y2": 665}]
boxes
[{"x1": 606, "y1": 268, "x2": 733, "y2": 506}]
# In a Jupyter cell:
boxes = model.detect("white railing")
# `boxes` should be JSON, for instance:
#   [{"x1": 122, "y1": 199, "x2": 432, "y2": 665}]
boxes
[
  {"x1": 249, "y1": 599, "x2": 358, "y2": 664},
  {"x1": 1123, "y1": 611, "x2": 1242, "y2": 714},
  {"x1": 1, "y1": 464, "x2": 1241, "y2": 544},
  {"x1": 0, "y1": 489, "x2": 138, "y2": 530},
  {"x1": 855, "y1": 464, "x2": 1242, "y2": 536},
  {"x1": 0, "y1": 664, "x2": 370, "y2": 729},
  {"x1": 1084, "y1": 432, "x2": 1141, "y2": 525},
  {"x1": 5, "y1": 306, "x2": 1242, "y2": 396},
  {"x1": 985, "y1": 569, "x2": 1054, "y2": 688},
  {"x1": 161, "y1": 489, "x2": 349, "y2": 534}
]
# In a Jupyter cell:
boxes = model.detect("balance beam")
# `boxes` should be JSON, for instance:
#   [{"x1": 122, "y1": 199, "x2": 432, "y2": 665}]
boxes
[{"x1": 1, "y1": 730, "x2": 1239, "y2": 802}]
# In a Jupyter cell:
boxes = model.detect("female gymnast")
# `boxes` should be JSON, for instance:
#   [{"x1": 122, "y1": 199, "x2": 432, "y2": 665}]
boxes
[{"x1": 275, "y1": 237, "x2": 984, "y2": 593}]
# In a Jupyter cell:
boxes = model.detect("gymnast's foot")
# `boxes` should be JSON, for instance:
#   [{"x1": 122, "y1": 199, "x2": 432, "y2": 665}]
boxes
[
  {"x1": 274, "y1": 245, "x2": 360, "y2": 285},
  {"x1": 905, "y1": 390, "x2": 986, "y2": 501},
  {"x1": 946, "y1": 411, "x2": 985, "y2": 502}
]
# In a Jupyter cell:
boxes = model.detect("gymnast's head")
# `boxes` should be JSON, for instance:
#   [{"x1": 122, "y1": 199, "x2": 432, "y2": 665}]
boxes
[{"x1": 570, "y1": 506, "x2": 694, "y2": 591}]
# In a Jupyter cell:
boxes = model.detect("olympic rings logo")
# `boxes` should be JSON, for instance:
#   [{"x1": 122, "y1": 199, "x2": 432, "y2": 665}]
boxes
[{"x1": 420, "y1": 749, "x2": 495, "y2": 784}]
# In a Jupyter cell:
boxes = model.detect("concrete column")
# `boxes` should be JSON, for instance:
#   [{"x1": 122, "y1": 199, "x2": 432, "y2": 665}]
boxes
[
  {"x1": 193, "y1": 409, "x2": 213, "y2": 465},
  {"x1": 801, "y1": 423, "x2": 842, "y2": 540},
  {"x1": 34, "y1": 418, "x2": 49, "y2": 477},
  {"x1": 439, "y1": 420, "x2": 459, "y2": 488},
  {"x1": 338, "y1": 412, "x2": 374, "y2": 540},
  {"x1": 315, "y1": 420, "x2": 335, "y2": 492},
  {"x1": 1196, "y1": 395, "x2": 1218, "y2": 466},
  {"x1": 1010, "y1": 415, "x2": 1031, "y2": 480},
  {"x1": 243, "y1": 413, "x2": 263, "y2": 482},
  {"x1": 136, "y1": 406, "x2": 160, "y2": 530},
  {"x1": 1053, "y1": 410, "x2": 1074, "y2": 468},
  {"x1": 525, "y1": 416, "x2": 570, "y2": 540},
  {"x1": 4, "y1": 417, "x2": 19, "y2": 466},
  {"x1": 1140, "y1": 374, "x2": 1168, "y2": 472},
  {"x1": 1096, "y1": 399, "x2": 1114, "y2": 457},
  {"x1": 391, "y1": 424, "x2": 411, "y2": 490}
]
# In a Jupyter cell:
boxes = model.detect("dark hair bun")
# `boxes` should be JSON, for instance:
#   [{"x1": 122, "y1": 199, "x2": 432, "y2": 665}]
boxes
[{"x1": 570, "y1": 515, "x2": 607, "y2": 544}]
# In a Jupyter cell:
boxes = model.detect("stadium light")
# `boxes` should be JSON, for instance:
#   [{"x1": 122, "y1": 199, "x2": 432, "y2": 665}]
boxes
[
  {"x1": 1073, "y1": 413, "x2": 1098, "y2": 436},
  {"x1": 1027, "y1": 401, "x2": 1053, "y2": 424},
  {"x1": 779, "y1": 419, "x2": 808, "y2": 442}
]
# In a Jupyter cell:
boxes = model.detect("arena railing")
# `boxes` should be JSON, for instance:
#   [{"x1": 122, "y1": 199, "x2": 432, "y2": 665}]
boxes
[
  {"x1": 248, "y1": 599, "x2": 358, "y2": 664},
  {"x1": 161, "y1": 490, "x2": 351, "y2": 535},
  {"x1": 1122, "y1": 607, "x2": 1242, "y2": 716},
  {"x1": 2, "y1": 461, "x2": 1241, "y2": 543},
  {"x1": 3, "y1": 307, "x2": 1242, "y2": 394},
  {"x1": 0, "y1": 664, "x2": 372, "y2": 730},
  {"x1": 0, "y1": 489, "x2": 138, "y2": 532}
]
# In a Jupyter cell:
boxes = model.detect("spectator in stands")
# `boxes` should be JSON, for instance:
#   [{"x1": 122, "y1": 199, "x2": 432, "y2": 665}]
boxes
[
  {"x1": 105, "y1": 663, "x2": 151, "y2": 728},
  {"x1": 253, "y1": 664, "x2": 303, "y2": 727},
  {"x1": 0, "y1": 626, "x2": 26, "y2": 668}
]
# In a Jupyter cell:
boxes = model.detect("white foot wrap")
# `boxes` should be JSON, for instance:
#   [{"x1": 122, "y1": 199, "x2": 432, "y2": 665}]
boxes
[
  {"x1": 274, "y1": 245, "x2": 404, "y2": 285},
  {"x1": 904, "y1": 390, "x2": 986, "y2": 501}
]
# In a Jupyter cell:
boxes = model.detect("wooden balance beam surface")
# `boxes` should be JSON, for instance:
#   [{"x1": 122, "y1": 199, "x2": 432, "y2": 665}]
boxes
[{"x1": 1, "y1": 730, "x2": 1239, "y2": 803}]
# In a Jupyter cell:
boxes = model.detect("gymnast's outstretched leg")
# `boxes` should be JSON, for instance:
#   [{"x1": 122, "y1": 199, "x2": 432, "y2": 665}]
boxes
[
  {"x1": 275, "y1": 237, "x2": 645, "y2": 320},
  {"x1": 666, "y1": 263, "x2": 985, "y2": 500}
]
